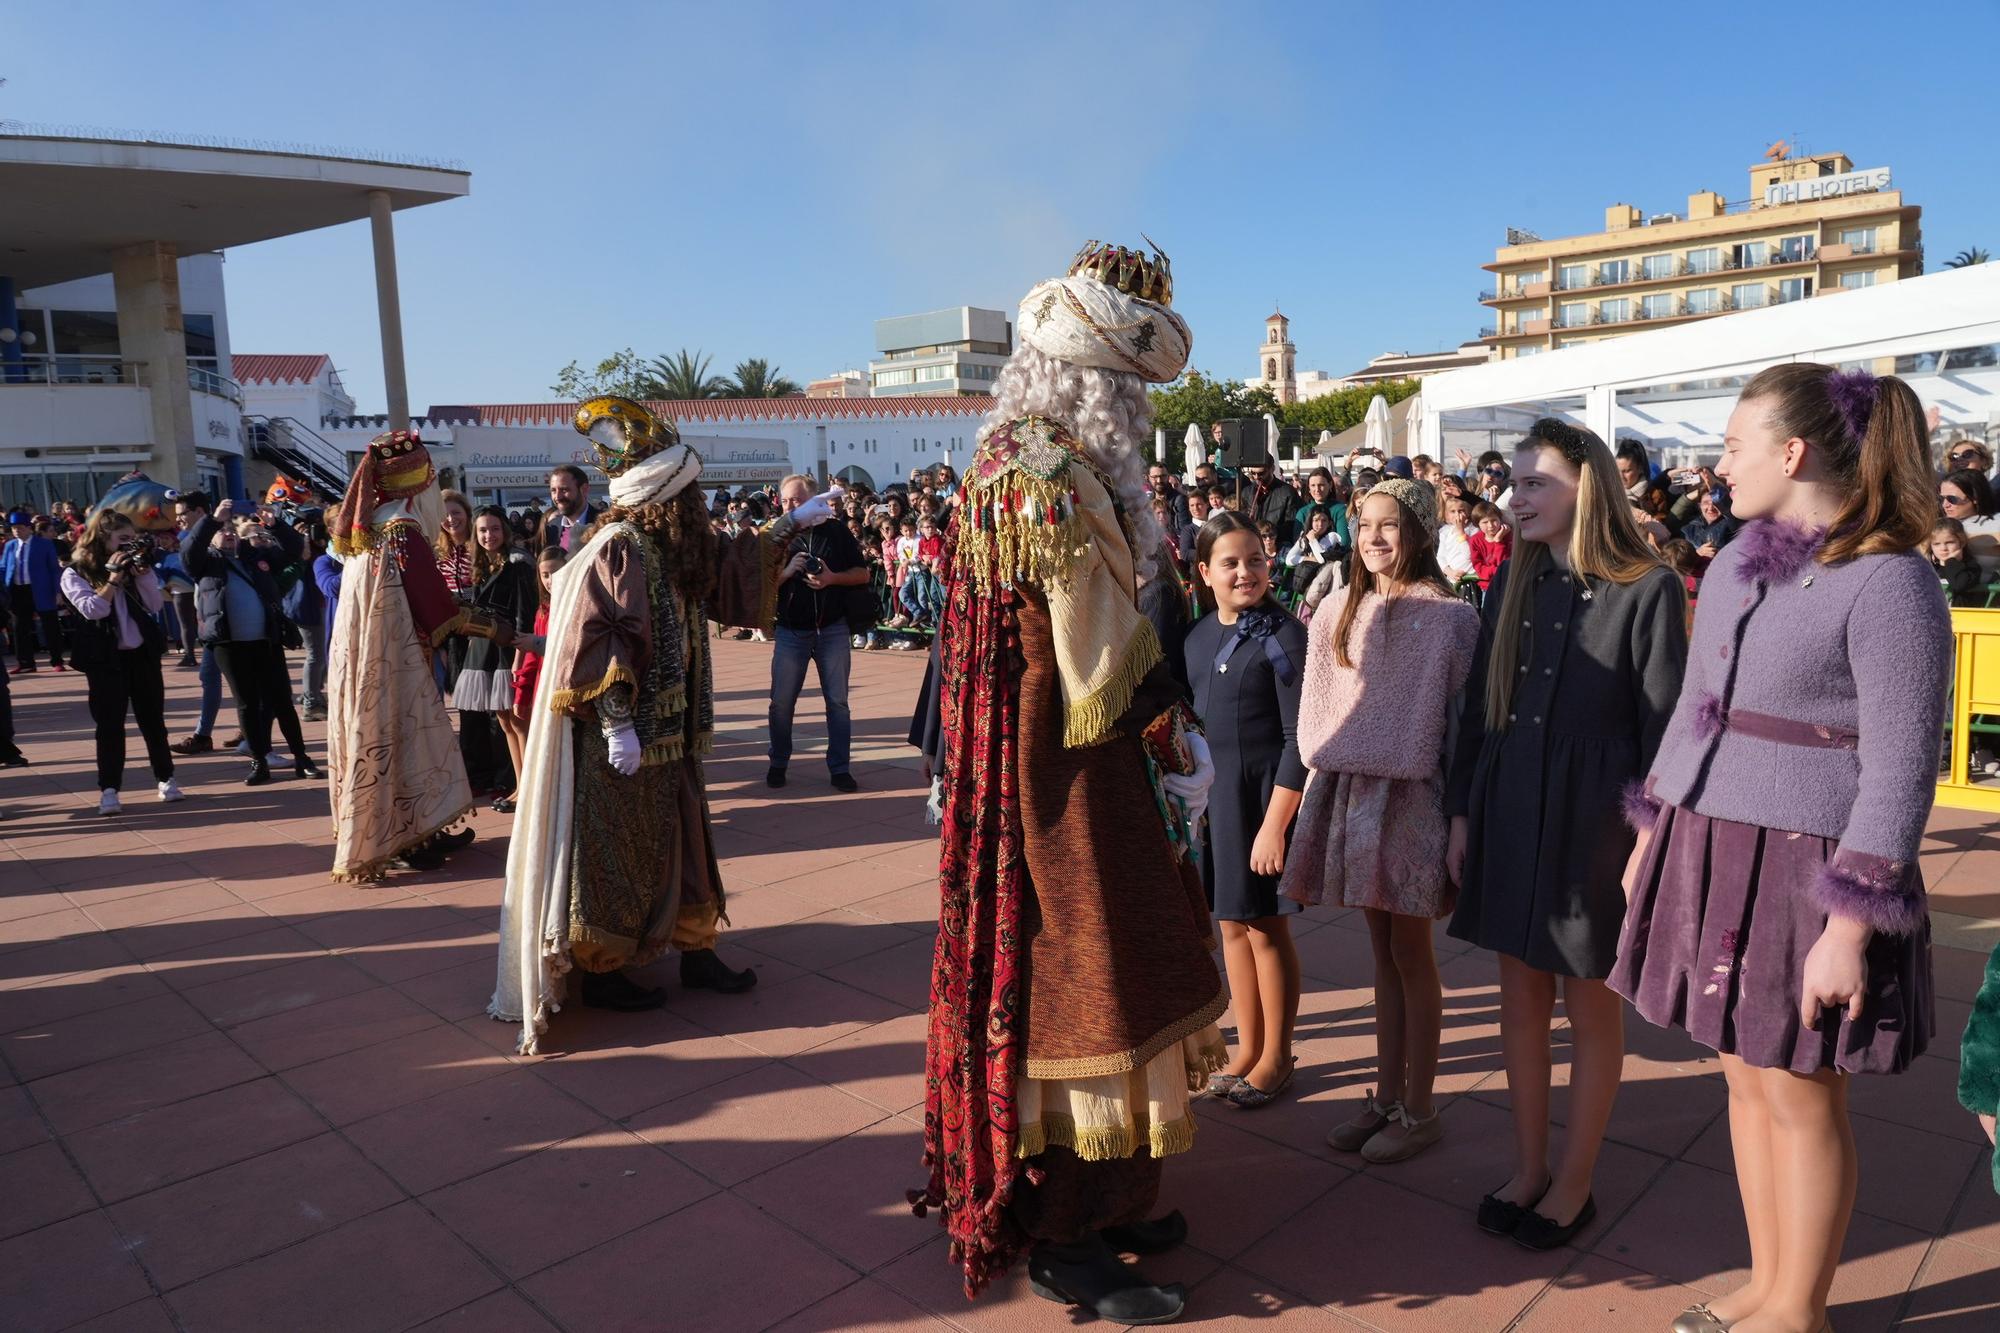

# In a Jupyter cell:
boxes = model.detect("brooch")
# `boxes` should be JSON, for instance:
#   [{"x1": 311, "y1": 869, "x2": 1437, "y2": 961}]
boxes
[{"x1": 1801, "y1": 575, "x2": 1814, "y2": 588}]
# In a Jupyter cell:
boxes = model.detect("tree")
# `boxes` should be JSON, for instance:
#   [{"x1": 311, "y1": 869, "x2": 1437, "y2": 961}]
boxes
[
  {"x1": 549, "y1": 348, "x2": 661, "y2": 400},
  {"x1": 1148, "y1": 370, "x2": 1279, "y2": 436},
  {"x1": 650, "y1": 349, "x2": 725, "y2": 400},
  {"x1": 1945, "y1": 247, "x2": 1990, "y2": 269},
  {"x1": 1277, "y1": 378, "x2": 1422, "y2": 436},
  {"x1": 718, "y1": 357, "x2": 803, "y2": 398}
]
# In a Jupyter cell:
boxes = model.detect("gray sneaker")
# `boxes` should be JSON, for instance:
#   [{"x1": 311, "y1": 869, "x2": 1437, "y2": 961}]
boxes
[{"x1": 1360, "y1": 1104, "x2": 1444, "y2": 1163}]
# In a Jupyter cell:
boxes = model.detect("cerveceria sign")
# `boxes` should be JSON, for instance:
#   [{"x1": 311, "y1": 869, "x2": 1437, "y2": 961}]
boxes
[{"x1": 1764, "y1": 166, "x2": 1890, "y2": 207}]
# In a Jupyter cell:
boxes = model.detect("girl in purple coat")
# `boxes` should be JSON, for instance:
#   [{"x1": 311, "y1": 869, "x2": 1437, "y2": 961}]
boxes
[{"x1": 1611, "y1": 364, "x2": 1950, "y2": 1333}]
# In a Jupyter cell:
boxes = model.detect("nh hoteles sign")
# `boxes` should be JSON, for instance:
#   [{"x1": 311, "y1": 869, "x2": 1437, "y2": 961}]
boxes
[{"x1": 1764, "y1": 167, "x2": 1891, "y2": 207}]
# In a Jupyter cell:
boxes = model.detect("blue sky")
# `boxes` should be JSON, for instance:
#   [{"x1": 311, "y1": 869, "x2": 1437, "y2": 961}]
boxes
[{"x1": 10, "y1": 1, "x2": 1994, "y2": 412}]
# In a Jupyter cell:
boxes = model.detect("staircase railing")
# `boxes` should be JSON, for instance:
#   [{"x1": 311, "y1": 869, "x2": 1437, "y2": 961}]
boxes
[{"x1": 244, "y1": 414, "x2": 351, "y2": 498}]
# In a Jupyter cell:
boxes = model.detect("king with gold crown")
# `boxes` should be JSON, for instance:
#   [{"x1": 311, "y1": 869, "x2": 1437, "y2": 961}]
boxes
[
  {"x1": 326, "y1": 429, "x2": 510, "y2": 881},
  {"x1": 914, "y1": 240, "x2": 1223, "y2": 1322},
  {"x1": 490, "y1": 396, "x2": 757, "y2": 1055}
]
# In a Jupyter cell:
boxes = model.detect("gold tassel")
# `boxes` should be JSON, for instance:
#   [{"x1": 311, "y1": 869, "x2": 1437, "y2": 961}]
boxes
[
  {"x1": 1015, "y1": 1114, "x2": 1199, "y2": 1162},
  {"x1": 427, "y1": 608, "x2": 470, "y2": 649}
]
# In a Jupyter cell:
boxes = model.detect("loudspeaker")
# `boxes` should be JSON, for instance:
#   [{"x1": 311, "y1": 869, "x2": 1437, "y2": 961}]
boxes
[{"x1": 1213, "y1": 417, "x2": 1270, "y2": 470}]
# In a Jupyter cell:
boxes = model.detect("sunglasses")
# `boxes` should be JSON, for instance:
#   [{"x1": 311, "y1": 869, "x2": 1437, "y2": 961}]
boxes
[
  {"x1": 1950, "y1": 451, "x2": 1986, "y2": 465},
  {"x1": 1940, "y1": 492, "x2": 1970, "y2": 505}
]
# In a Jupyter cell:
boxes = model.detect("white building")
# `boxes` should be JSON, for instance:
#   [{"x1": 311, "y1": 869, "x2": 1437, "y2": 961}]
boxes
[
  {"x1": 322, "y1": 394, "x2": 998, "y2": 508},
  {"x1": 1342, "y1": 343, "x2": 1492, "y2": 386},
  {"x1": 868, "y1": 307, "x2": 1011, "y2": 396}
]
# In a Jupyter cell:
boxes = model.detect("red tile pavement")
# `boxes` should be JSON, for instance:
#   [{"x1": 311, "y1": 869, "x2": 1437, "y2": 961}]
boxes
[{"x1": 0, "y1": 638, "x2": 1995, "y2": 1330}]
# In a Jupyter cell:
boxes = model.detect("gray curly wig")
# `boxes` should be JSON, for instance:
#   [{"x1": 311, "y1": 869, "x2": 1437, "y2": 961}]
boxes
[{"x1": 981, "y1": 344, "x2": 1161, "y2": 583}]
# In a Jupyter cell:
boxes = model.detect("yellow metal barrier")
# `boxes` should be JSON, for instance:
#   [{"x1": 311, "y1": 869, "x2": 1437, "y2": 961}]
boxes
[{"x1": 1939, "y1": 607, "x2": 2000, "y2": 815}]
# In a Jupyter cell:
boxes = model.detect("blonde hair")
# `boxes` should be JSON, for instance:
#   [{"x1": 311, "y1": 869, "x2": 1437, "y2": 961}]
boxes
[
  {"x1": 984, "y1": 343, "x2": 1161, "y2": 583},
  {"x1": 1483, "y1": 419, "x2": 1673, "y2": 729}
]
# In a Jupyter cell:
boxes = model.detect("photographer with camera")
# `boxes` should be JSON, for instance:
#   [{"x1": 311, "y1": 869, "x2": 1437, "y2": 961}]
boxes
[
  {"x1": 61, "y1": 509, "x2": 179, "y2": 815},
  {"x1": 184, "y1": 498, "x2": 319, "y2": 786},
  {"x1": 762, "y1": 474, "x2": 868, "y2": 791}
]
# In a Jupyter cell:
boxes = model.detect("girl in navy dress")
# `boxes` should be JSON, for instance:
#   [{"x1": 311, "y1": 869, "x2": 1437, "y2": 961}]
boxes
[{"x1": 1184, "y1": 511, "x2": 1308, "y2": 1108}]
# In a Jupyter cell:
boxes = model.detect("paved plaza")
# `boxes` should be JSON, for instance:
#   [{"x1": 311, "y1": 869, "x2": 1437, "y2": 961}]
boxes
[{"x1": 2, "y1": 639, "x2": 1998, "y2": 1331}]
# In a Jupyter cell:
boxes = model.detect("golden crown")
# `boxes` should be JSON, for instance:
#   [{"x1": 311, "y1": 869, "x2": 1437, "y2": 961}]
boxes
[
  {"x1": 1067, "y1": 237, "x2": 1173, "y2": 306},
  {"x1": 368, "y1": 429, "x2": 424, "y2": 462}
]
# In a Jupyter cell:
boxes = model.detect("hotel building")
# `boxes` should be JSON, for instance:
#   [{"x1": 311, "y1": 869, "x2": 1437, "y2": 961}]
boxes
[{"x1": 1479, "y1": 151, "x2": 1921, "y2": 360}]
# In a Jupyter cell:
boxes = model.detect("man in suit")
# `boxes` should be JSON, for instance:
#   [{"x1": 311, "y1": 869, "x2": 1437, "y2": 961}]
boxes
[
  {"x1": 539, "y1": 465, "x2": 604, "y2": 552},
  {"x1": 3, "y1": 510, "x2": 65, "y2": 673}
]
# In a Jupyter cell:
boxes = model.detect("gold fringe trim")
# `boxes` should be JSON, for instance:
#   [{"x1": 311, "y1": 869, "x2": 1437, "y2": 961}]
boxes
[
  {"x1": 567, "y1": 919, "x2": 648, "y2": 974},
  {"x1": 756, "y1": 518, "x2": 796, "y2": 632},
  {"x1": 1182, "y1": 1027, "x2": 1230, "y2": 1092},
  {"x1": 1061, "y1": 617, "x2": 1163, "y2": 749},
  {"x1": 637, "y1": 733, "x2": 685, "y2": 768},
  {"x1": 547, "y1": 659, "x2": 638, "y2": 713},
  {"x1": 329, "y1": 801, "x2": 475, "y2": 883},
  {"x1": 1016, "y1": 1112, "x2": 1199, "y2": 1163},
  {"x1": 1022, "y1": 988, "x2": 1229, "y2": 1082}
]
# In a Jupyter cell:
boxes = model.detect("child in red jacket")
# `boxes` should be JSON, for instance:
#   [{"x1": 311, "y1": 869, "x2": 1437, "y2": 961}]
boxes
[{"x1": 1466, "y1": 501, "x2": 1513, "y2": 591}]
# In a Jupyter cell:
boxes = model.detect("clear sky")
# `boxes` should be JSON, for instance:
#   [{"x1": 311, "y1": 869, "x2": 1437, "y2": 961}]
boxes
[{"x1": 10, "y1": 1, "x2": 1994, "y2": 412}]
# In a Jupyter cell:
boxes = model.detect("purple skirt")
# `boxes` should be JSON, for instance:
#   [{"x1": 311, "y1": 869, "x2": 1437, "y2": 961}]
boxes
[{"x1": 1609, "y1": 802, "x2": 1933, "y2": 1076}]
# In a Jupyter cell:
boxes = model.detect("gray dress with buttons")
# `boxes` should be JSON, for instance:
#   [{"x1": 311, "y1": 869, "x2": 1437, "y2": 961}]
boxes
[{"x1": 1446, "y1": 560, "x2": 1688, "y2": 977}]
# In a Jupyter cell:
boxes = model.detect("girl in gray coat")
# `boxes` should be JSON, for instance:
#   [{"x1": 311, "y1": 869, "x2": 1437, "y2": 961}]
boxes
[{"x1": 1611, "y1": 365, "x2": 1950, "y2": 1333}]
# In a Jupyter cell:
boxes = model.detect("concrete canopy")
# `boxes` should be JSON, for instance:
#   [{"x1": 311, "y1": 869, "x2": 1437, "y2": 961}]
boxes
[{"x1": 0, "y1": 132, "x2": 469, "y2": 287}]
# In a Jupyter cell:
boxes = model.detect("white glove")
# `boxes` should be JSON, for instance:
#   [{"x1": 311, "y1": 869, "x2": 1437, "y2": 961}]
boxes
[
  {"x1": 605, "y1": 724, "x2": 642, "y2": 776},
  {"x1": 1160, "y1": 732, "x2": 1214, "y2": 832},
  {"x1": 788, "y1": 485, "x2": 845, "y2": 530}
]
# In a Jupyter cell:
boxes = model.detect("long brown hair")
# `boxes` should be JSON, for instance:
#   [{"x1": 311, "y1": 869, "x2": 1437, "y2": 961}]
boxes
[
  {"x1": 1191, "y1": 510, "x2": 1277, "y2": 616},
  {"x1": 469, "y1": 505, "x2": 513, "y2": 584},
  {"x1": 1739, "y1": 362, "x2": 1935, "y2": 564},
  {"x1": 433, "y1": 489, "x2": 473, "y2": 563},
  {"x1": 582, "y1": 484, "x2": 717, "y2": 603},
  {"x1": 1332, "y1": 491, "x2": 1450, "y2": 668},
  {"x1": 68, "y1": 509, "x2": 136, "y2": 587},
  {"x1": 1484, "y1": 419, "x2": 1673, "y2": 730}
]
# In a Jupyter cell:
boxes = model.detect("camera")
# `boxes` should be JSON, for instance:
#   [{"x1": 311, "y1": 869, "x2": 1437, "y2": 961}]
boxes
[
  {"x1": 804, "y1": 554, "x2": 825, "y2": 575},
  {"x1": 119, "y1": 534, "x2": 158, "y2": 569}
]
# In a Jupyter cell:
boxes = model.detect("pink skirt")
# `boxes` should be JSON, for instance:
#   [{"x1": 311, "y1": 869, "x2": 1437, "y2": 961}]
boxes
[{"x1": 1280, "y1": 768, "x2": 1455, "y2": 919}]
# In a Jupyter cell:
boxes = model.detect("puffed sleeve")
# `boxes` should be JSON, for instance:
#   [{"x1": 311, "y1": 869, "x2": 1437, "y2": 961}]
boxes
[
  {"x1": 1810, "y1": 555, "x2": 1952, "y2": 936},
  {"x1": 544, "y1": 531, "x2": 653, "y2": 720}
]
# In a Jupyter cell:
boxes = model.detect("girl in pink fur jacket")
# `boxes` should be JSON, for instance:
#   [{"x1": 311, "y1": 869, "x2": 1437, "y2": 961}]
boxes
[{"x1": 1280, "y1": 479, "x2": 1479, "y2": 1163}]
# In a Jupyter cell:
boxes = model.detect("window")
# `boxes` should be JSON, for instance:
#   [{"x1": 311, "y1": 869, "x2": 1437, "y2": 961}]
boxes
[
  {"x1": 1838, "y1": 226, "x2": 1877, "y2": 254},
  {"x1": 1514, "y1": 311, "x2": 1542, "y2": 333},
  {"x1": 1733, "y1": 240, "x2": 1768, "y2": 269},
  {"x1": 1777, "y1": 235, "x2": 1815, "y2": 263},
  {"x1": 1838, "y1": 271, "x2": 1876, "y2": 290},
  {"x1": 51, "y1": 309, "x2": 121, "y2": 357},
  {"x1": 1642, "y1": 254, "x2": 1674, "y2": 280},
  {"x1": 1641, "y1": 293, "x2": 1675, "y2": 319},
  {"x1": 1777, "y1": 277, "x2": 1814, "y2": 303},
  {"x1": 184, "y1": 314, "x2": 217, "y2": 366},
  {"x1": 914, "y1": 364, "x2": 954, "y2": 382},
  {"x1": 873, "y1": 367, "x2": 914, "y2": 387},
  {"x1": 1514, "y1": 345, "x2": 1543, "y2": 358},
  {"x1": 1685, "y1": 247, "x2": 1720, "y2": 275},
  {"x1": 1685, "y1": 288, "x2": 1720, "y2": 314},
  {"x1": 1597, "y1": 259, "x2": 1630, "y2": 285},
  {"x1": 1599, "y1": 298, "x2": 1631, "y2": 323},
  {"x1": 1731, "y1": 282, "x2": 1765, "y2": 309},
  {"x1": 1557, "y1": 263, "x2": 1588, "y2": 290},
  {"x1": 1557, "y1": 302, "x2": 1587, "y2": 329}
]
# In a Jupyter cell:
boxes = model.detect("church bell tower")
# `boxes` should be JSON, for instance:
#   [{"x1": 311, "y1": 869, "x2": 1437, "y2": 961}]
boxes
[{"x1": 1263, "y1": 309, "x2": 1297, "y2": 405}]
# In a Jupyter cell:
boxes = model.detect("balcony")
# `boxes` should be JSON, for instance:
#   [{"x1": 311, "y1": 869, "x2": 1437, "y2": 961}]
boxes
[
  {"x1": 0, "y1": 357, "x2": 154, "y2": 452},
  {"x1": 1819, "y1": 241, "x2": 1876, "y2": 261}
]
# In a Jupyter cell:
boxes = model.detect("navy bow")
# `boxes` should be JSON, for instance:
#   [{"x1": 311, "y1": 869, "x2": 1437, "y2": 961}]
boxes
[{"x1": 1214, "y1": 608, "x2": 1295, "y2": 686}]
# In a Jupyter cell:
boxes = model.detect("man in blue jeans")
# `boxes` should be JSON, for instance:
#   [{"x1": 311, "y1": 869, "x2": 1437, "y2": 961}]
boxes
[
  {"x1": 762, "y1": 473, "x2": 867, "y2": 792},
  {"x1": 167, "y1": 492, "x2": 238, "y2": 755}
]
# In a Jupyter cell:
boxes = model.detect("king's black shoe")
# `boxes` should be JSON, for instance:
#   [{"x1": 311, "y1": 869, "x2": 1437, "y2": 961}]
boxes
[
  {"x1": 1102, "y1": 1210, "x2": 1188, "y2": 1256},
  {"x1": 1027, "y1": 1234, "x2": 1187, "y2": 1326},
  {"x1": 680, "y1": 948, "x2": 758, "y2": 993},
  {"x1": 581, "y1": 970, "x2": 668, "y2": 1012}
]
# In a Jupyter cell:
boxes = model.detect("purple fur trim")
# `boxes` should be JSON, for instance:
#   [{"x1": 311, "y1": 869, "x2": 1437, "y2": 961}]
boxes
[
  {"x1": 1733, "y1": 519, "x2": 1825, "y2": 585},
  {"x1": 1826, "y1": 367, "x2": 1879, "y2": 443},
  {"x1": 1694, "y1": 693, "x2": 1726, "y2": 741},
  {"x1": 1810, "y1": 852, "x2": 1925, "y2": 937},
  {"x1": 1620, "y1": 778, "x2": 1662, "y2": 834}
]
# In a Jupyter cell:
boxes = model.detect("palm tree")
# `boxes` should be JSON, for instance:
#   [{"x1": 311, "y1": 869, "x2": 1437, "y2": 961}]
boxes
[
  {"x1": 649, "y1": 349, "x2": 725, "y2": 400},
  {"x1": 1945, "y1": 247, "x2": 1990, "y2": 269},
  {"x1": 719, "y1": 358, "x2": 803, "y2": 398}
]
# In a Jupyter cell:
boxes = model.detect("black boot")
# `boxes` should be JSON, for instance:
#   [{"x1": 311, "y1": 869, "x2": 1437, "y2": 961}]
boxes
[
  {"x1": 580, "y1": 970, "x2": 668, "y2": 1011},
  {"x1": 243, "y1": 756, "x2": 271, "y2": 787},
  {"x1": 433, "y1": 826, "x2": 475, "y2": 855},
  {"x1": 679, "y1": 948, "x2": 758, "y2": 993},
  {"x1": 1027, "y1": 1233, "x2": 1186, "y2": 1326},
  {"x1": 294, "y1": 755, "x2": 324, "y2": 781},
  {"x1": 1102, "y1": 1210, "x2": 1188, "y2": 1256}
]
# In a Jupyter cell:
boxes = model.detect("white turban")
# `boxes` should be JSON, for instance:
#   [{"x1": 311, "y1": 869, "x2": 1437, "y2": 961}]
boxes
[{"x1": 1018, "y1": 273, "x2": 1191, "y2": 384}]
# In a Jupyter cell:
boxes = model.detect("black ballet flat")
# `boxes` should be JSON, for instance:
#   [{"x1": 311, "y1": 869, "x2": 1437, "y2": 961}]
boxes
[
  {"x1": 1513, "y1": 1194, "x2": 1595, "y2": 1251},
  {"x1": 1476, "y1": 1178, "x2": 1550, "y2": 1236},
  {"x1": 1027, "y1": 1234, "x2": 1187, "y2": 1326}
]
